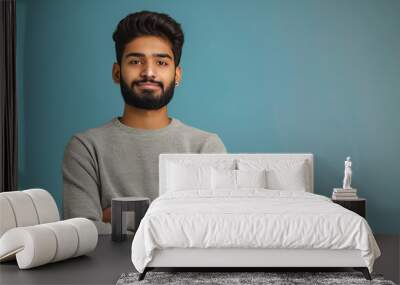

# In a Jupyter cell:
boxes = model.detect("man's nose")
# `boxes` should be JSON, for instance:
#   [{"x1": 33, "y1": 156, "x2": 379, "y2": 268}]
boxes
[{"x1": 140, "y1": 62, "x2": 156, "y2": 79}]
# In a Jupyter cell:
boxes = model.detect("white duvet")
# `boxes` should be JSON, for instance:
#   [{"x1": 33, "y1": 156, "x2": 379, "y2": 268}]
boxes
[{"x1": 131, "y1": 189, "x2": 380, "y2": 273}]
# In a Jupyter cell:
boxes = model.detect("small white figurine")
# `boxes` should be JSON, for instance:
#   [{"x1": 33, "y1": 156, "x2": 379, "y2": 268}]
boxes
[{"x1": 342, "y1": 156, "x2": 352, "y2": 189}]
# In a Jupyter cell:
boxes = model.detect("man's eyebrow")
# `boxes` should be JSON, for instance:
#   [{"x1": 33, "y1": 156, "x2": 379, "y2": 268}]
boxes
[{"x1": 125, "y1": 52, "x2": 173, "y2": 60}]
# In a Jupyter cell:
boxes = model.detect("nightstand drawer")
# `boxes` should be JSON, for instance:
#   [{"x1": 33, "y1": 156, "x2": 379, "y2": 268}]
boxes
[{"x1": 332, "y1": 198, "x2": 366, "y2": 218}]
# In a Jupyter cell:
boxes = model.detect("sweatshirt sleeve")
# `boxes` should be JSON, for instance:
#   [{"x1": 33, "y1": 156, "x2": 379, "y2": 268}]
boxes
[
  {"x1": 200, "y1": 134, "x2": 227, "y2": 153},
  {"x1": 62, "y1": 136, "x2": 111, "y2": 235}
]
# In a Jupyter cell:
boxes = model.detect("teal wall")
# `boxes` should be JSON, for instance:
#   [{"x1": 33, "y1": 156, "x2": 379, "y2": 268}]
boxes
[{"x1": 16, "y1": 0, "x2": 400, "y2": 233}]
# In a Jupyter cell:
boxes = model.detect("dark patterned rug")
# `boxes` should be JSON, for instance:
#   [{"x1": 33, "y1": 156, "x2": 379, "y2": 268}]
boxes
[{"x1": 116, "y1": 271, "x2": 396, "y2": 285}]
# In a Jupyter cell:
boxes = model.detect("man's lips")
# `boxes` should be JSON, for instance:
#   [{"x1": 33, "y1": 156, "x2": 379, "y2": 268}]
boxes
[{"x1": 136, "y1": 82, "x2": 161, "y2": 89}]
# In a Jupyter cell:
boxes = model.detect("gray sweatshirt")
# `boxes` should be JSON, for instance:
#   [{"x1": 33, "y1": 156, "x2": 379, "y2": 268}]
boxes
[{"x1": 62, "y1": 117, "x2": 227, "y2": 234}]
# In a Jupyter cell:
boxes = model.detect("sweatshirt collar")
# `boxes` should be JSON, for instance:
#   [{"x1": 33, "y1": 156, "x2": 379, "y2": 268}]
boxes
[{"x1": 112, "y1": 116, "x2": 180, "y2": 135}]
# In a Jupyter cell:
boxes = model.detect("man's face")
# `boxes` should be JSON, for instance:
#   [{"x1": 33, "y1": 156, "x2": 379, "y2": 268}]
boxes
[{"x1": 113, "y1": 35, "x2": 182, "y2": 110}]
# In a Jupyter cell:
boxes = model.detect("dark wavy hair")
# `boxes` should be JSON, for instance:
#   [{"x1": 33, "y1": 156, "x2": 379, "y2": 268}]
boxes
[{"x1": 112, "y1": 11, "x2": 184, "y2": 66}]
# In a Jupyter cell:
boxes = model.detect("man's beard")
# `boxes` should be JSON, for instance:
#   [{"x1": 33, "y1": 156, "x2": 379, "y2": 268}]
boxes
[{"x1": 119, "y1": 76, "x2": 175, "y2": 110}]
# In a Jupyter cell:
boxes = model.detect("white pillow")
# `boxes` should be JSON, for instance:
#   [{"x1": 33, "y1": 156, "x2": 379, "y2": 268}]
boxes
[
  {"x1": 237, "y1": 169, "x2": 267, "y2": 188},
  {"x1": 167, "y1": 163, "x2": 211, "y2": 191},
  {"x1": 166, "y1": 159, "x2": 235, "y2": 191},
  {"x1": 268, "y1": 166, "x2": 307, "y2": 191},
  {"x1": 237, "y1": 159, "x2": 308, "y2": 191},
  {"x1": 211, "y1": 168, "x2": 236, "y2": 190},
  {"x1": 211, "y1": 168, "x2": 268, "y2": 190}
]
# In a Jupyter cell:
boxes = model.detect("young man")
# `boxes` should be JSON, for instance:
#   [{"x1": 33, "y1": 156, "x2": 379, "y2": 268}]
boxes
[{"x1": 62, "y1": 11, "x2": 227, "y2": 234}]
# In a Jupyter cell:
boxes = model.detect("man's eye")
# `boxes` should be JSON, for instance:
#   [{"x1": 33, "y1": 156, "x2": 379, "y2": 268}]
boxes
[
  {"x1": 129, "y1": 59, "x2": 141, "y2": 64},
  {"x1": 157, "y1": 61, "x2": 168, "y2": 66}
]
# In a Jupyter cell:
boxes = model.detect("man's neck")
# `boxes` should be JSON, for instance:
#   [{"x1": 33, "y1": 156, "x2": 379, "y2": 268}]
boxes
[{"x1": 120, "y1": 104, "x2": 171, "y2": 129}]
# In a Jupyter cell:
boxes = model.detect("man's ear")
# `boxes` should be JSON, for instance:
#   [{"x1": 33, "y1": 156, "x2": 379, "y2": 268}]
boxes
[
  {"x1": 175, "y1": 65, "x2": 182, "y2": 86},
  {"x1": 112, "y1": 62, "x2": 121, "y2": 84}
]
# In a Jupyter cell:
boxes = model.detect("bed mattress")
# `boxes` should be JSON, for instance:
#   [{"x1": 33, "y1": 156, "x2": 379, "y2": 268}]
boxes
[{"x1": 131, "y1": 189, "x2": 380, "y2": 273}]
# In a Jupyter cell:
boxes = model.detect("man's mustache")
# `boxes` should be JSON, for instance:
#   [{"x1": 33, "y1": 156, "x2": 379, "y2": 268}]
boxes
[{"x1": 132, "y1": 79, "x2": 163, "y2": 89}]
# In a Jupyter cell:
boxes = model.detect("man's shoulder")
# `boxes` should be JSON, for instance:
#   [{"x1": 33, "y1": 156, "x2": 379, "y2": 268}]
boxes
[
  {"x1": 76, "y1": 119, "x2": 114, "y2": 138},
  {"x1": 64, "y1": 117, "x2": 225, "y2": 153},
  {"x1": 65, "y1": 119, "x2": 115, "y2": 150},
  {"x1": 174, "y1": 118, "x2": 227, "y2": 153},
  {"x1": 175, "y1": 118, "x2": 218, "y2": 140}
]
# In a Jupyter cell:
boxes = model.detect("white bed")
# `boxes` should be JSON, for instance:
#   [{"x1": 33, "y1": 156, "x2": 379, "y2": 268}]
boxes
[{"x1": 131, "y1": 154, "x2": 380, "y2": 280}]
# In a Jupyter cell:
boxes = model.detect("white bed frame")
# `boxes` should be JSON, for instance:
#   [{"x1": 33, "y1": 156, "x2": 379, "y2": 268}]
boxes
[{"x1": 141, "y1": 154, "x2": 370, "y2": 280}]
